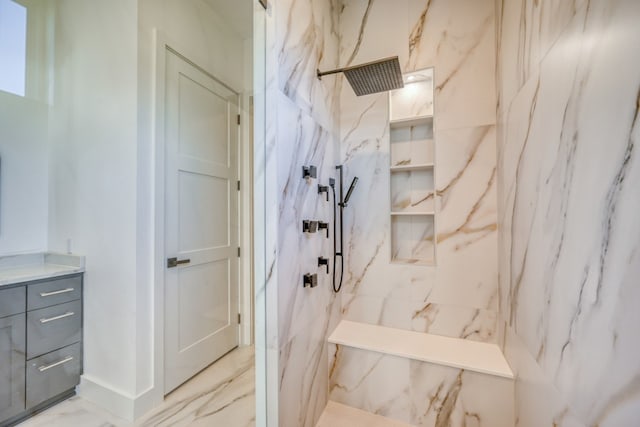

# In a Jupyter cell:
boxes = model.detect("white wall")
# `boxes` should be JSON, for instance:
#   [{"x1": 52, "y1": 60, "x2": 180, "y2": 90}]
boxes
[
  {"x1": 0, "y1": 91, "x2": 49, "y2": 255},
  {"x1": 47, "y1": 0, "x2": 140, "y2": 416}
]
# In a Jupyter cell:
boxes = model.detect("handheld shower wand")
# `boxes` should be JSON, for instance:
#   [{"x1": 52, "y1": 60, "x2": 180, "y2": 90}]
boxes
[
  {"x1": 342, "y1": 177, "x2": 359, "y2": 207},
  {"x1": 332, "y1": 166, "x2": 358, "y2": 293}
]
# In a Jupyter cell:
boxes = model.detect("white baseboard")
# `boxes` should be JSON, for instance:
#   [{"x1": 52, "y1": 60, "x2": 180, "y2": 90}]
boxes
[{"x1": 78, "y1": 375, "x2": 163, "y2": 421}]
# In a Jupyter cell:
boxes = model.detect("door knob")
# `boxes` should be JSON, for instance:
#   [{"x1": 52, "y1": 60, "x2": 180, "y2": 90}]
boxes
[{"x1": 167, "y1": 257, "x2": 191, "y2": 268}]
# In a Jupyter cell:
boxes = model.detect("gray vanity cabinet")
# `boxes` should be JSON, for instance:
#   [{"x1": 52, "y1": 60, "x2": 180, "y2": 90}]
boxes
[
  {"x1": 0, "y1": 273, "x2": 83, "y2": 427},
  {"x1": 0, "y1": 313, "x2": 26, "y2": 421}
]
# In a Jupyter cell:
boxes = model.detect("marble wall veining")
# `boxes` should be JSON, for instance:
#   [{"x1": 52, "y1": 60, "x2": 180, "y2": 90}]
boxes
[
  {"x1": 496, "y1": 0, "x2": 640, "y2": 425},
  {"x1": 329, "y1": 344, "x2": 514, "y2": 427},
  {"x1": 325, "y1": 0, "x2": 512, "y2": 424},
  {"x1": 265, "y1": 0, "x2": 343, "y2": 426},
  {"x1": 338, "y1": 0, "x2": 500, "y2": 344}
]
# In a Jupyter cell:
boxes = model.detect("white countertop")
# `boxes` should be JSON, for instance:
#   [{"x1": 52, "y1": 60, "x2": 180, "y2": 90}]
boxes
[{"x1": 0, "y1": 252, "x2": 85, "y2": 286}]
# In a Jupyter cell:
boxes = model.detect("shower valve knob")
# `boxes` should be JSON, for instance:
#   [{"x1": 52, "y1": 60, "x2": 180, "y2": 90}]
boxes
[
  {"x1": 303, "y1": 273, "x2": 318, "y2": 288},
  {"x1": 318, "y1": 221, "x2": 329, "y2": 238},
  {"x1": 318, "y1": 257, "x2": 329, "y2": 274},
  {"x1": 302, "y1": 165, "x2": 317, "y2": 180},
  {"x1": 318, "y1": 184, "x2": 329, "y2": 201},
  {"x1": 302, "y1": 220, "x2": 318, "y2": 233}
]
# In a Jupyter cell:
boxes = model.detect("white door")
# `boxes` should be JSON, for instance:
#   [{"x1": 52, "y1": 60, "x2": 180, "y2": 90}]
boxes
[{"x1": 164, "y1": 49, "x2": 240, "y2": 394}]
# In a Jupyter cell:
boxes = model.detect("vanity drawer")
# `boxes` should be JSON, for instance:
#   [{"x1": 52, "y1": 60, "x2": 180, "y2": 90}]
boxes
[
  {"x1": 26, "y1": 342, "x2": 81, "y2": 408},
  {"x1": 0, "y1": 286, "x2": 26, "y2": 318},
  {"x1": 27, "y1": 300, "x2": 81, "y2": 359},
  {"x1": 27, "y1": 275, "x2": 82, "y2": 311}
]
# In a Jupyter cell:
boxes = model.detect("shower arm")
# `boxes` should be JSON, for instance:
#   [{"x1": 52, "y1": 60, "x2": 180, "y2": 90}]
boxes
[
  {"x1": 317, "y1": 67, "x2": 347, "y2": 79},
  {"x1": 317, "y1": 56, "x2": 401, "y2": 79}
]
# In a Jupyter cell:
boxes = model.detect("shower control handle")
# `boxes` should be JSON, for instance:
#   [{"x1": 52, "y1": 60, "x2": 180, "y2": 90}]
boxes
[
  {"x1": 318, "y1": 222, "x2": 329, "y2": 238},
  {"x1": 302, "y1": 220, "x2": 318, "y2": 233},
  {"x1": 318, "y1": 257, "x2": 329, "y2": 274},
  {"x1": 303, "y1": 273, "x2": 318, "y2": 288},
  {"x1": 318, "y1": 185, "x2": 329, "y2": 202},
  {"x1": 302, "y1": 165, "x2": 317, "y2": 180}
]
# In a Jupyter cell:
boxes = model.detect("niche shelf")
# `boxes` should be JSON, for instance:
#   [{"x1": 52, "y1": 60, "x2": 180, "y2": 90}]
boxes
[{"x1": 389, "y1": 68, "x2": 436, "y2": 266}]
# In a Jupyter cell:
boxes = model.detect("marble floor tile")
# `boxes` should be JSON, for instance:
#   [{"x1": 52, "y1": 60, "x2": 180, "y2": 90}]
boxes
[
  {"x1": 316, "y1": 401, "x2": 413, "y2": 427},
  {"x1": 17, "y1": 346, "x2": 255, "y2": 427},
  {"x1": 15, "y1": 397, "x2": 126, "y2": 427}
]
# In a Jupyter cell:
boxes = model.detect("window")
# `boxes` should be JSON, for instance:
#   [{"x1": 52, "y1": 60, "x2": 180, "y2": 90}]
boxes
[{"x1": 0, "y1": 0, "x2": 28, "y2": 96}]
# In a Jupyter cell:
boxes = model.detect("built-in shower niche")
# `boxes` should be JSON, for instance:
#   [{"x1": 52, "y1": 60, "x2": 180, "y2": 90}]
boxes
[
  {"x1": 389, "y1": 68, "x2": 435, "y2": 265},
  {"x1": 391, "y1": 214, "x2": 435, "y2": 265}
]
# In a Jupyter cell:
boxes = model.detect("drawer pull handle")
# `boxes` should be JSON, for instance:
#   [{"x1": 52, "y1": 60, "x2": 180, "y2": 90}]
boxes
[
  {"x1": 38, "y1": 356, "x2": 74, "y2": 372},
  {"x1": 40, "y1": 288, "x2": 75, "y2": 297},
  {"x1": 40, "y1": 311, "x2": 75, "y2": 323}
]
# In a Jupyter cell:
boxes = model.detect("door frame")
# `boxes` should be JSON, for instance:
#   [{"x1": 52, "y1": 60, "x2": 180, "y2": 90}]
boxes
[{"x1": 151, "y1": 32, "x2": 254, "y2": 402}]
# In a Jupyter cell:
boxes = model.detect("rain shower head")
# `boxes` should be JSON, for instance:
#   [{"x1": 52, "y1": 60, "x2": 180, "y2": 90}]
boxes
[{"x1": 317, "y1": 56, "x2": 404, "y2": 96}]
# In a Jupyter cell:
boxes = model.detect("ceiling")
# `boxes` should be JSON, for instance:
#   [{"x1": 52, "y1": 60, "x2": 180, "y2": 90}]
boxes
[{"x1": 202, "y1": 0, "x2": 253, "y2": 39}]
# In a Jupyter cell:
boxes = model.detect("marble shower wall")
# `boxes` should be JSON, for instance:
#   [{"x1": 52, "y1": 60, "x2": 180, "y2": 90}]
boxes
[
  {"x1": 265, "y1": 0, "x2": 342, "y2": 426},
  {"x1": 496, "y1": 0, "x2": 640, "y2": 425},
  {"x1": 329, "y1": 344, "x2": 514, "y2": 427},
  {"x1": 338, "y1": 0, "x2": 500, "y2": 343}
]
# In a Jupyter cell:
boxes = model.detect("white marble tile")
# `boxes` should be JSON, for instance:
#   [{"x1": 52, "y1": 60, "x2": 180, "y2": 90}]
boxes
[
  {"x1": 391, "y1": 214, "x2": 435, "y2": 264},
  {"x1": 17, "y1": 347, "x2": 255, "y2": 427},
  {"x1": 137, "y1": 347, "x2": 255, "y2": 427},
  {"x1": 341, "y1": 292, "x2": 413, "y2": 331},
  {"x1": 337, "y1": 1, "x2": 500, "y2": 347},
  {"x1": 389, "y1": 69, "x2": 434, "y2": 121},
  {"x1": 495, "y1": 0, "x2": 586, "y2": 116},
  {"x1": 341, "y1": 296, "x2": 497, "y2": 345},
  {"x1": 406, "y1": 0, "x2": 496, "y2": 130},
  {"x1": 390, "y1": 170, "x2": 434, "y2": 213},
  {"x1": 429, "y1": 125, "x2": 498, "y2": 311},
  {"x1": 268, "y1": 0, "x2": 343, "y2": 425},
  {"x1": 276, "y1": 0, "x2": 341, "y2": 131},
  {"x1": 275, "y1": 92, "x2": 338, "y2": 347},
  {"x1": 410, "y1": 362, "x2": 513, "y2": 427},
  {"x1": 410, "y1": 303, "x2": 497, "y2": 344},
  {"x1": 329, "y1": 346, "x2": 412, "y2": 424},
  {"x1": 278, "y1": 316, "x2": 334, "y2": 427},
  {"x1": 15, "y1": 396, "x2": 127, "y2": 427},
  {"x1": 317, "y1": 401, "x2": 413, "y2": 427},
  {"x1": 329, "y1": 344, "x2": 513, "y2": 427},
  {"x1": 503, "y1": 326, "x2": 585, "y2": 427},
  {"x1": 497, "y1": 0, "x2": 640, "y2": 425},
  {"x1": 338, "y1": 0, "x2": 410, "y2": 72}
]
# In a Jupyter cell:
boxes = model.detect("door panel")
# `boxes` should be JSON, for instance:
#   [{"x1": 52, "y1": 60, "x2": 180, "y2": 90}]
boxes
[
  {"x1": 178, "y1": 172, "x2": 229, "y2": 251},
  {"x1": 164, "y1": 49, "x2": 239, "y2": 394},
  {"x1": 178, "y1": 260, "x2": 231, "y2": 349},
  {"x1": 178, "y1": 74, "x2": 230, "y2": 167}
]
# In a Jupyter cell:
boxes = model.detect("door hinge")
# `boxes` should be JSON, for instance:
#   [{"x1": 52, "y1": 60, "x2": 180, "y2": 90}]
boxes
[
  {"x1": 237, "y1": 247, "x2": 241, "y2": 257},
  {"x1": 237, "y1": 114, "x2": 241, "y2": 125},
  {"x1": 237, "y1": 180, "x2": 241, "y2": 191},
  {"x1": 237, "y1": 313, "x2": 241, "y2": 324}
]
